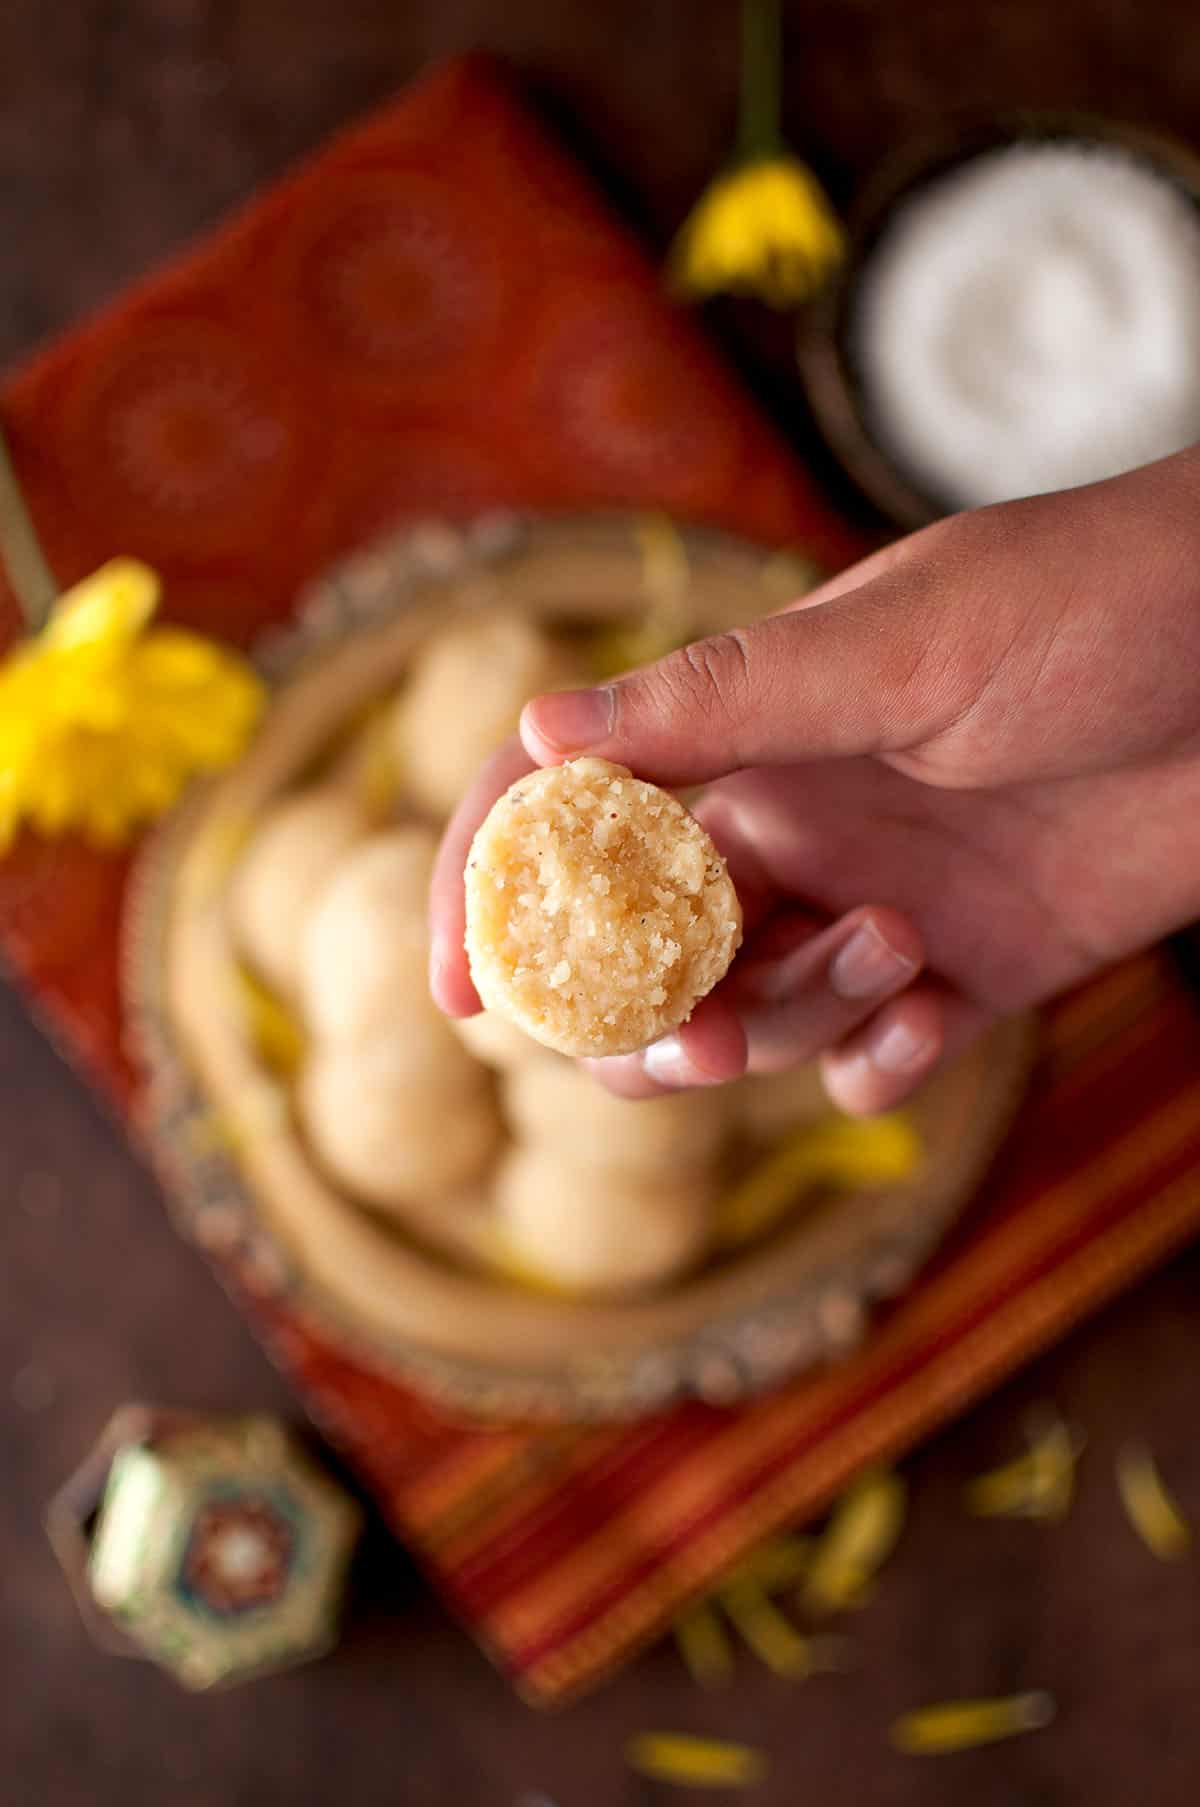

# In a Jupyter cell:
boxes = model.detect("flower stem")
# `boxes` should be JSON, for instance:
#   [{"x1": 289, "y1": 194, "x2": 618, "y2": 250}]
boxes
[
  {"x1": 0, "y1": 423, "x2": 58, "y2": 633},
  {"x1": 739, "y1": 0, "x2": 783, "y2": 162}
]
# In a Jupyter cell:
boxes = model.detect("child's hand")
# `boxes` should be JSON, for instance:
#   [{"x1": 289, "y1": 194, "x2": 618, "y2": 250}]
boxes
[{"x1": 430, "y1": 448, "x2": 1200, "y2": 1112}]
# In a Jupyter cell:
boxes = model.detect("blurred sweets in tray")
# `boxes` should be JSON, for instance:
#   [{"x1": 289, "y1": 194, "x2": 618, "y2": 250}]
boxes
[{"x1": 129, "y1": 513, "x2": 1032, "y2": 1420}]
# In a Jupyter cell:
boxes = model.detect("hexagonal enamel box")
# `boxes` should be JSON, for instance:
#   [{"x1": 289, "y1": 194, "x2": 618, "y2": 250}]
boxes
[{"x1": 56, "y1": 1410, "x2": 360, "y2": 1689}]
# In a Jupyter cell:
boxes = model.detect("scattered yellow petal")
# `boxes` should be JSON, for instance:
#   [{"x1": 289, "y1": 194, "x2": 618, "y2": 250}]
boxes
[
  {"x1": 673, "y1": 1602, "x2": 734, "y2": 1689},
  {"x1": 626, "y1": 1733, "x2": 766, "y2": 1789},
  {"x1": 183, "y1": 1081, "x2": 287, "y2": 1158},
  {"x1": 0, "y1": 558, "x2": 263, "y2": 851},
  {"x1": 177, "y1": 814, "x2": 252, "y2": 908},
  {"x1": 182, "y1": 1112, "x2": 229, "y2": 1158},
  {"x1": 1025, "y1": 1414, "x2": 1081, "y2": 1523},
  {"x1": 714, "y1": 1117, "x2": 911, "y2": 1248},
  {"x1": 586, "y1": 619, "x2": 690, "y2": 682},
  {"x1": 635, "y1": 513, "x2": 690, "y2": 611},
  {"x1": 233, "y1": 967, "x2": 306, "y2": 1077},
  {"x1": 1116, "y1": 1443, "x2": 1191, "y2": 1560},
  {"x1": 758, "y1": 547, "x2": 823, "y2": 604},
  {"x1": 484, "y1": 1230, "x2": 579, "y2": 1297},
  {"x1": 332, "y1": 703, "x2": 402, "y2": 817},
  {"x1": 586, "y1": 516, "x2": 693, "y2": 680},
  {"x1": 965, "y1": 1412, "x2": 1083, "y2": 1522},
  {"x1": 669, "y1": 156, "x2": 845, "y2": 307},
  {"x1": 726, "y1": 1534, "x2": 815, "y2": 1593},
  {"x1": 804, "y1": 1469, "x2": 906, "y2": 1614},
  {"x1": 721, "y1": 1576, "x2": 850, "y2": 1679},
  {"x1": 715, "y1": 1114, "x2": 921, "y2": 1249},
  {"x1": 890, "y1": 1691, "x2": 1055, "y2": 1755},
  {"x1": 41, "y1": 558, "x2": 159, "y2": 649}
]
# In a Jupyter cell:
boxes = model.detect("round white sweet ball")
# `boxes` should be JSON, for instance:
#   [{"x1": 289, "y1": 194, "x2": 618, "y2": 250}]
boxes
[
  {"x1": 493, "y1": 1144, "x2": 714, "y2": 1296},
  {"x1": 229, "y1": 786, "x2": 367, "y2": 996},
  {"x1": 298, "y1": 1026, "x2": 499, "y2": 1209},
  {"x1": 299, "y1": 827, "x2": 438, "y2": 1043},
  {"x1": 464, "y1": 758, "x2": 742, "y2": 1058},
  {"x1": 503, "y1": 1059, "x2": 730, "y2": 1176},
  {"x1": 395, "y1": 610, "x2": 582, "y2": 819}
]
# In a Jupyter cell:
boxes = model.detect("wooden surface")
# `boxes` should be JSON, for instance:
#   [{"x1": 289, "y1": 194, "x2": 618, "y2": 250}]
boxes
[{"x1": 2, "y1": 3, "x2": 1199, "y2": 1802}]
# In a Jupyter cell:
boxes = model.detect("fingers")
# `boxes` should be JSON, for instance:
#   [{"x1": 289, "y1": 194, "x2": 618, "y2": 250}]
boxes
[
  {"x1": 428, "y1": 737, "x2": 534, "y2": 1016},
  {"x1": 733, "y1": 905, "x2": 924, "y2": 1074},
  {"x1": 581, "y1": 992, "x2": 747, "y2": 1100},
  {"x1": 820, "y1": 986, "x2": 990, "y2": 1115},
  {"x1": 520, "y1": 526, "x2": 973, "y2": 787},
  {"x1": 583, "y1": 905, "x2": 922, "y2": 1102}
]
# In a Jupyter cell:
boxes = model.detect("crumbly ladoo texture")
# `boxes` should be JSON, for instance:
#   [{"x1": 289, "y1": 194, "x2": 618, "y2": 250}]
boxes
[
  {"x1": 464, "y1": 758, "x2": 742, "y2": 1057},
  {"x1": 395, "y1": 610, "x2": 582, "y2": 819},
  {"x1": 229, "y1": 785, "x2": 366, "y2": 996},
  {"x1": 299, "y1": 827, "x2": 437, "y2": 1042},
  {"x1": 503, "y1": 1059, "x2": 730, "y2": 1176},
  {"x1": 298, "y1": 1027, "x2": 498, "y2": 1208},
  {"x1": 493, "y1": 1144, "x2": 714, "y2": 1295}
]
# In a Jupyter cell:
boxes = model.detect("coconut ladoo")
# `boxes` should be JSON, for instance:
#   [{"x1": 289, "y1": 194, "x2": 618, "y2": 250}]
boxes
[{"x1": 464, "y1": 757, "x2": 741, "y2": 1057}]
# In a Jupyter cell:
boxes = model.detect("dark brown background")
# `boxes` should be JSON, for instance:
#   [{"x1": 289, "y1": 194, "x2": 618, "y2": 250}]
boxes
[{"x1": 2, "y1": 4, "x2": 1199, "y2": 1804}]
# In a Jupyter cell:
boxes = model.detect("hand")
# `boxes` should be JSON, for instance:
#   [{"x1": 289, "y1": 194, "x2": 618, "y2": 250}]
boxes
[{"x1": 430, "y1": 448, "x2": 1200, "y2": 1112}]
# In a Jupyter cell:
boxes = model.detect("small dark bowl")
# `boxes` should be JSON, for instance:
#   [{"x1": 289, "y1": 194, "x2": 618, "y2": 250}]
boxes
[{"x1": 798, "y1": 112, "x2": 1200, "y2": 532}]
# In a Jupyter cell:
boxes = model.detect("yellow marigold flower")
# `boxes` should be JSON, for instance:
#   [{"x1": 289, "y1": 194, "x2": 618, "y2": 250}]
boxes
[
  {"x1": 0, "y1": 558, "x2": 264, "y2": 850},
  {"x1": 670, "y1": 156, "x2": 845, "y2": 307}
]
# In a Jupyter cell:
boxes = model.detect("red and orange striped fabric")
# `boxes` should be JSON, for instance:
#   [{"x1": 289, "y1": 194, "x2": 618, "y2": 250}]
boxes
[{"x1": 2, "y1": 56, "x2": 1199, "y2": 1704}]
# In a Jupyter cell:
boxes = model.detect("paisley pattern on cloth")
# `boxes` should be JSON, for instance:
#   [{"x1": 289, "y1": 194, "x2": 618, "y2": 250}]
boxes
[{"x1": 4, "y1": 56, "x2": 1200, "y2": 1706}]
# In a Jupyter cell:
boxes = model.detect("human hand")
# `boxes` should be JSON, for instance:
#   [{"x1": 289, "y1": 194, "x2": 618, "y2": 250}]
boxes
[{"x1": 430, "y1": 448, "x2": 1200, "y2": 1112}]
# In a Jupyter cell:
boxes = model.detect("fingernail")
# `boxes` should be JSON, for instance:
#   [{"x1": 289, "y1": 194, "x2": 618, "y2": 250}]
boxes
[
  {"x1": 643, "y1": 1033, "x2": 709, "y2": 1089},
  {"x1": 829, "y1": 921, "x2": 916, "y2": 1001},
  {"x1": 869, "y1": 1018, "x2": 932, "y2": 1074},
  {"x1": 524, "y1": 686, "x2": 613, "y2": 753}
]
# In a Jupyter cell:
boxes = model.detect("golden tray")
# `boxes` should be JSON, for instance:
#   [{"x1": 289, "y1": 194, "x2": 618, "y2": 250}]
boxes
[{"x1": 125, "y1": 513, "x2": 1036, "y2": 1420}]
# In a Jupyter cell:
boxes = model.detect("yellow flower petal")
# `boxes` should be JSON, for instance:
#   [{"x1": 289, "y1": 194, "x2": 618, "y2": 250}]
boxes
[
  {"x1": 965, "y1": 1412, "x2": 1083, "y2": 1522},
  {"x1": 725, "y1": 1533, "x2": 815, "y2": 1593},
  {"x1": 671, "y1": 156, "x2": 845, "y2": 307},
  {"x1": 804, "y1": 1469, "x2": 907, "y2": 1614},
  {"x1": 484, "y1": 1230, "x2": 580, "y2": 1297},
  {"x1": 890, "y1": 1692, "x2": 1056, "y2": 1755},
  {"x1": 585, "y1": 515, "x2": 694, "y2": 680},
  {"x1": 635, "y1": 512, "x2": 690, "y2": 611},
  {"x1": 721, "y1": 1576, "x2": 850, "y2": 1679},
  {"x1": 177, "y1": 814, "x2": 253, "y2": 908},
  {"x1": 43, "y1": 559, "x2": 160, "y2": 650},
  {"x1": 626, "y1": 1733, "x2": 766, "y2": 1789},
  {"x1": 714, "y1": 1114, "x2": 921, "y2": 1249},
  {"x1": 0, "y1": 560, "x2": 264, "y2": 850},
  {"x1": 346, "y1": 705, "x2": 403, "y2": 817},
  {"x1": 1116, "y1": 1443, "x2": 1191, "y2": 1560},
  {"x1": 182, "y1": 1079, "x2": 288, "y2": 1157},
  {"x1": 759, "y1": 547, "x2": 823, "y2": 604},
  {"x1": 672, "y1": 1602, "x2": 734, "y2": 1689},
  {"x1": 233, "y1": 967, "x2": 307, "y2": 1077}
]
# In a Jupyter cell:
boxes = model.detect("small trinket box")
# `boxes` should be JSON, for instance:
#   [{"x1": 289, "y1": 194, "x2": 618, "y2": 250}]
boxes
[{"x1": 48, "y1": 1407, "x2": 361, "y2": 1689}]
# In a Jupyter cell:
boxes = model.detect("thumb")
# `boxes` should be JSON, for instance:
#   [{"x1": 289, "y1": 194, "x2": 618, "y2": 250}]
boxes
[{"x1": 520, "y1": 552, "x2": 973, "y2": 787}]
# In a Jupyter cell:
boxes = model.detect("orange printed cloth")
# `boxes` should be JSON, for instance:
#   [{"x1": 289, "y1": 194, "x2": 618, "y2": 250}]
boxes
[{"x1": 2, "y1": 56, "x2": 1199, "y2": 1704}]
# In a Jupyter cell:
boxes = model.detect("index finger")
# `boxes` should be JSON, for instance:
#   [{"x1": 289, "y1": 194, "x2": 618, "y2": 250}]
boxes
[{"x1": 428, "y1": 737, "x2": 535, "y2": 1016}]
